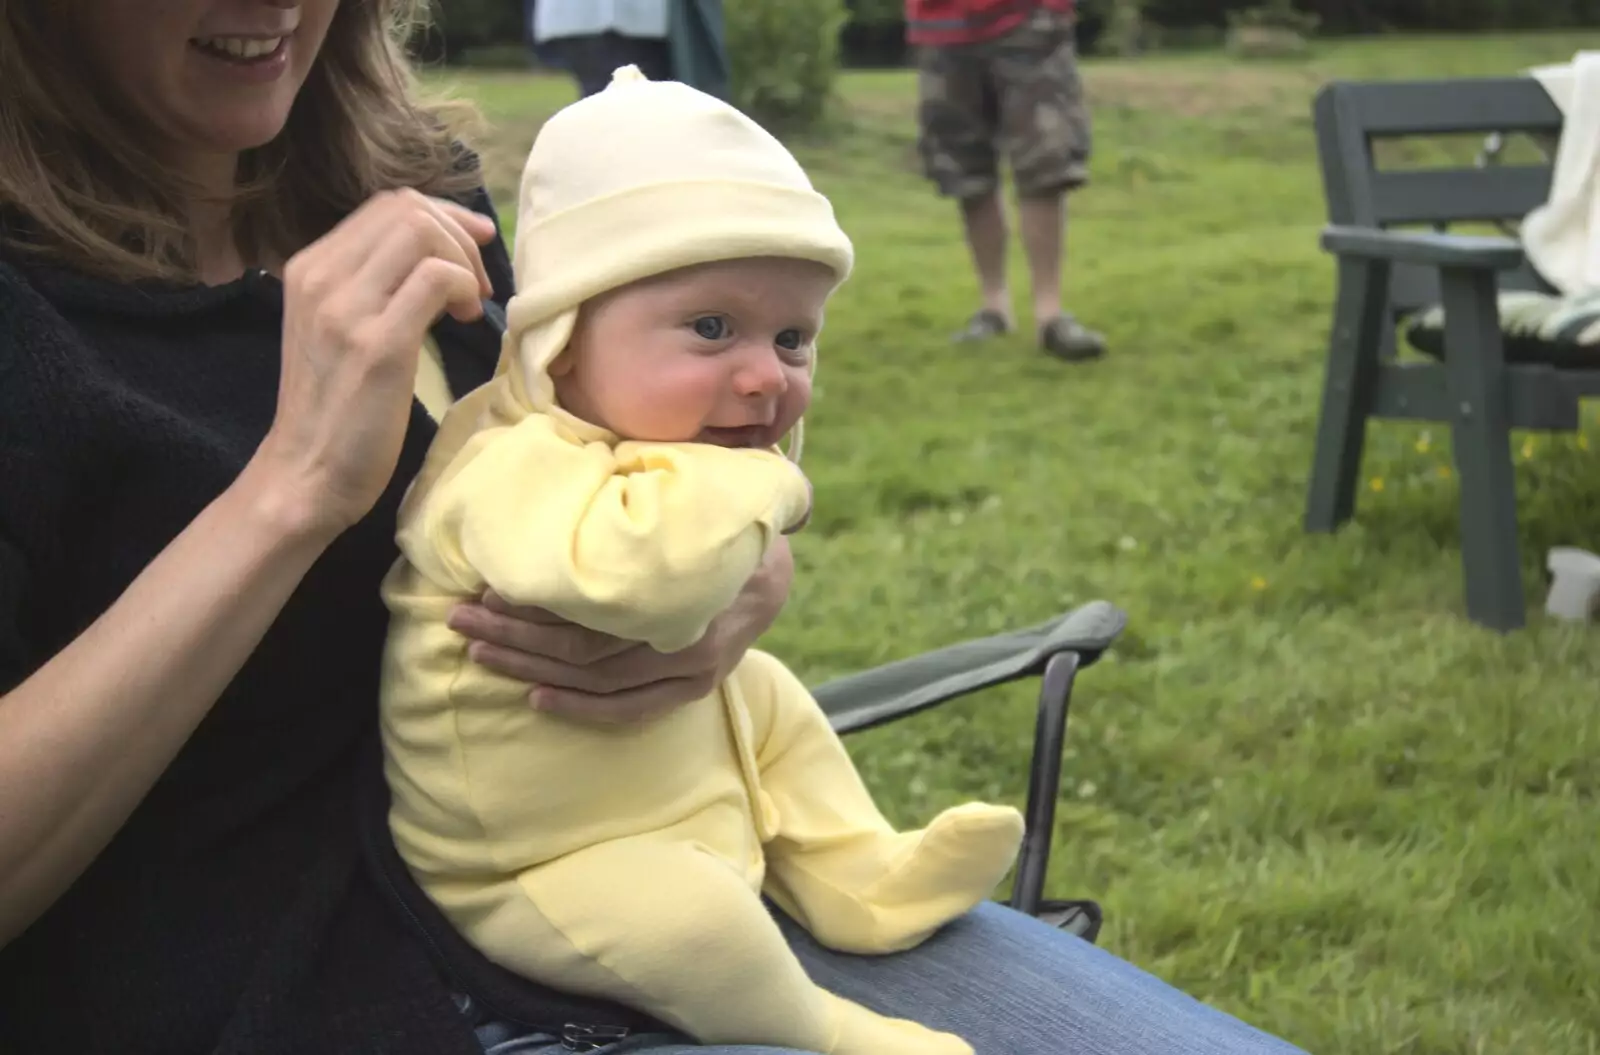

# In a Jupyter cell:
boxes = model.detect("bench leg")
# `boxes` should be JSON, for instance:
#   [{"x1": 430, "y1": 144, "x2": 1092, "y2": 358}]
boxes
[
  {"x1": 1306, "y1": 256, "x2": 1390, "y2": 533},
  {"x1": 1440, "y1": 266, "x2": 1525, "y2": 632}
]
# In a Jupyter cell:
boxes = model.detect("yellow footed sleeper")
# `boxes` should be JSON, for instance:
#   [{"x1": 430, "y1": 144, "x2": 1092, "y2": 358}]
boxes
[
  {"x1": 379, "y1": 386, "x2": 1024, "y2": 1054},
  {"x1": 378, "y1": 66, "x2": 1026, "y2": 1055}
]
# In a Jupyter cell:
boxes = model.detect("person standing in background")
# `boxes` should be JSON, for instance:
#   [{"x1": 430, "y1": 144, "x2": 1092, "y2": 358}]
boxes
[
  {"x1": 532, "y1": 0, "x2": 730, "y2": 101},
  {"x1": 908, "y1": 0, "x2": 1108, "y2": 362}
]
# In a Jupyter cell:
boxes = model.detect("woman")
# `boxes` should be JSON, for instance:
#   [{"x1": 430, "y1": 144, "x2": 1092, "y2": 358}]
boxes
[{"x1": 0, "y1": 3, "x2": 1307, "y2": 1054}]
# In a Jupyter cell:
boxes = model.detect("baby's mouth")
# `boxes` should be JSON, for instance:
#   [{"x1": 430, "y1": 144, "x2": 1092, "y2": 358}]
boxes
[{"x1": 697, "y1": 425, "x2": 774, "y2": 449}]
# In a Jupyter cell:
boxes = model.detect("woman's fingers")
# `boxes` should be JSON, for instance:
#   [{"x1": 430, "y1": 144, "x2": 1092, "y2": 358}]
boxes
[
  {"x1": 258, "y1": 188, "x2": 502, "y2": 536},
  {"x1": 476, "y1": 591, "x2": 570, "y2": 624},
  {"x1": 462, "y1": 638, "x2": 672, "y2": 696},
  {"x1": 345, "y1": 200, "x2": 486, "y2": 310},
  {"x1": 431, "y1": 197, "x2": 501, "y2": 245},
  {"x1": 450, "y1": 600, "x2": 638, "y2": 668},
  {"x1": 317, "y1": 191, "x2": 495, "y2": 304},
  {"x1": 379, "y1": 255, "x2": 485, "y2": 339},
  {"x1": 532, "y1": 675, "x2": 716, "y2": 726},
  {"x1": 432, "y1": 196, "x2": 500, "y2": 239},
  {"x1": 415, "y1": 195, "x2": 496, "y2": 297}
]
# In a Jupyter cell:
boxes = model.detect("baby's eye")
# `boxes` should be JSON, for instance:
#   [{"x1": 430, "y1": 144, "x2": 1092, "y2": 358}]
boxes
[
  {"x1": 691, "y1": 315, "x2": 731, "y2": 341},
  {"x1": 775, "y1": 330, "x2": 812, "y2": 364}
]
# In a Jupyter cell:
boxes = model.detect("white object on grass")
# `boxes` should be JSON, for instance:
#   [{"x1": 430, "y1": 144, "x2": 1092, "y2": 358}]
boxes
[{"x1": 1544, "y1": 546, "x2": 1600, "y2": 621}]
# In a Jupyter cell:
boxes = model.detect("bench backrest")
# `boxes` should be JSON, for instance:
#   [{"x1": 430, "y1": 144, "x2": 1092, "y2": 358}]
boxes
[{"x1": 1312, "y1": 77, "x2": 1561, "y2": 316}]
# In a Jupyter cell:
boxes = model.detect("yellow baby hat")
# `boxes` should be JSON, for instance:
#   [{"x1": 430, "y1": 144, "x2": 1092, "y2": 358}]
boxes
[{"x1": 499, "y1": 66, "x2": 855, "y2": 424}]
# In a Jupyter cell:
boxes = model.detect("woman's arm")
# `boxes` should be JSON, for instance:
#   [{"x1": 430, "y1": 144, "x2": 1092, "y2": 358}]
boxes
[
  {"x1": 0, "y1": 465, "x2": 334, "y2": 945},
  {"x1": 0, "y1": 191, "x2": 497, "y2": 946}
]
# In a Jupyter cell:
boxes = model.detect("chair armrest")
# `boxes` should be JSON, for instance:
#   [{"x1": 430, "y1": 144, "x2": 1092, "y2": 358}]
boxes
[
  {"x1": 1321, "y1": 225, "x2": 1525, "y2": 271},
  {"x1": 814, "y1": 600, "x2": 1127, "y2": 735},
  {"x1": 811, "y1": 601, "x2": 1127, "y2": 920}
]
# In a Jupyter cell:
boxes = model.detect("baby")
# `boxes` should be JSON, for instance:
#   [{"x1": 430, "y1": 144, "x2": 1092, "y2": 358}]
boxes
[{"x1": 378, "y1": 67, "x2": 1025, "y2": 1055}]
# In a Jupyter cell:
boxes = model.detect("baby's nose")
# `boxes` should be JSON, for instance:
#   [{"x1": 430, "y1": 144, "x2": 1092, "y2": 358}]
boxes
[{"x1": 733, "y1": 350, "x2": 788, "y2": 397}]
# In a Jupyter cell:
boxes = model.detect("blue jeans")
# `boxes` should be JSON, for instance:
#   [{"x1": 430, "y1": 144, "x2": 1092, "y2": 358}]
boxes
[{"x1": 473, "y1": 902, "x2": 1308, "y2": 1054}]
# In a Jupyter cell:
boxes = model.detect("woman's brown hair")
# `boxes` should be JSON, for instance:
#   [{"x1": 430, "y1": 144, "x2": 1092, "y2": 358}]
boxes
[{"x1": 0, "y1": 0, "x2": 484, "y2": 283}]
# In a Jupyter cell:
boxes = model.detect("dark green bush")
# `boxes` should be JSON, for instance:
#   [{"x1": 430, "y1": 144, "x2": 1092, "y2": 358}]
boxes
[
  {"x1": 843, "y1": 0, "x2": 1600, "y2": 47},
  {"x1": 846, "y1": 0, "x2": 903, "y2": 26},
  {"x1": 412, "y1": 0, "x2": 525, "y2": 64},
  {"x1": 1143, "y1": 0, "x2": 1600, "y2": 32},
  {"x1": 841, "y1": 0, "x2": 908, "y2": 66},
  {"x1": 725, "y1": 0, "x2": 849, "y2": 132}
]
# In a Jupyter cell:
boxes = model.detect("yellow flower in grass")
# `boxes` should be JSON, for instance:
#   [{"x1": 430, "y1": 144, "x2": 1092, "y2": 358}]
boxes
[
  {"x1": 1370, "y1": 477, "x2": 1385, "y2": 493},
  {"x1": 1436, "y1": 465, "x2": 1452, "y2": 479},
  {"x1": 1415, "y1": 432, "x2": 1432, "y2": 453},
  {"x1": 1520, "y1": 438, "x2": 1536, "y2": 461},
  {"x1": 1250, "y1": 575, "x2": 1269, "y2": 592}
]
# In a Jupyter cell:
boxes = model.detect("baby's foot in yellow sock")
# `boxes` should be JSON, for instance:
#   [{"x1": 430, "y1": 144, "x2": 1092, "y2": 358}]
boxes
[
  {"x1": 870, "y1": 802, "x2": 1024, "y2": 908},
  {"x1": 825, "y1": 993, "x2": 972, "y2": 1055},
  {"x1": 766, "y1": 803, "x2": 1025, "y2": 954}
]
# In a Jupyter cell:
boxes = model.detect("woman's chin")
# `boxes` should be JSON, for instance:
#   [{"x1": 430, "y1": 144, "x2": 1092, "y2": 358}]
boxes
[
  {"x1": 210, "y1": 115, "x2": 294, "y2": 155},
  {"x1": 162, "y1": 102, "x2": 297, "y2": 163}
]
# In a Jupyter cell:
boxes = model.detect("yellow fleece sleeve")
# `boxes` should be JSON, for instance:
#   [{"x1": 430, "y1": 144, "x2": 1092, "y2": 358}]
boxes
[{"x1": 404, "y1": 414, "x2": 810, "y2": 653}]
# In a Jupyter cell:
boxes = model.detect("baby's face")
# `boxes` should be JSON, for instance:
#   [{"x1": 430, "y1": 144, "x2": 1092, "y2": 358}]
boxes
[{"x1": 550, "y1": 257, "x2": 835, "y2": 448}]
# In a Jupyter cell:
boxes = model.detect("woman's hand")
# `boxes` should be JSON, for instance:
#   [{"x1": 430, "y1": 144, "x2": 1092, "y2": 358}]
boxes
[
  {"x1": 447, "y1": 537, "x2": 797, "y2": 724},
  {"x1": 249, "y1": 189, "x2": 498, "y2": 541}
]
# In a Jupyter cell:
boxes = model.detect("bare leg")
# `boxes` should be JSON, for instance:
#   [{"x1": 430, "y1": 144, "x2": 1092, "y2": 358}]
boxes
[
  {"x1": 1016, "y1": 192, "x2": 1064, "y2": 328},
  {"x1": 959, "y1": 190, "x2": 1013, "y2": 324},
  {"x1": 1017, "y1": 189, "x2": 1105, "y2": 360},
  {"x1": 990, "y1": 1, "x2": 1105, "y2": 360}
]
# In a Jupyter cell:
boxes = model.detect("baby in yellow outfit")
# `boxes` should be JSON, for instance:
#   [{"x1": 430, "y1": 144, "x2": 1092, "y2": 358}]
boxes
[{"x1": 378, "y1": 67, "x2": 1025, "y2": 1055}]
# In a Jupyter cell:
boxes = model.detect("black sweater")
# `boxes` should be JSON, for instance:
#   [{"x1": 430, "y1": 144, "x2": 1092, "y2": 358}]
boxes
[{"x1": 0, "y1": 187, "x2": 558, "y2": 1055}]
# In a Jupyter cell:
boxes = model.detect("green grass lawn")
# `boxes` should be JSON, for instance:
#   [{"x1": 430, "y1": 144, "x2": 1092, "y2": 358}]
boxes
[{"x1": 426, "y1": 33, "x2": 1600, "y2": 1055}]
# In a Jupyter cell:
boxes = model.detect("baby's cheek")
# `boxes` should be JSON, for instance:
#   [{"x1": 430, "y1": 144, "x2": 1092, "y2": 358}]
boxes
[
  {"x1": 620, "y1": 381, "x2": 719, "y2": 442},
  {"x1": 776, "y1": 372, "x2": 813, "y2": 431},
  {"x1": 785, "y1": 366, "x2": 813, "y2": 406}
]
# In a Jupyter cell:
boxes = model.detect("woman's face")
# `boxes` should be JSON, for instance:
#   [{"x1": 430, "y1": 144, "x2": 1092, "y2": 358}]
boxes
[{"x1": 80, "y1": 0, "x2": 339, "y2": 167}]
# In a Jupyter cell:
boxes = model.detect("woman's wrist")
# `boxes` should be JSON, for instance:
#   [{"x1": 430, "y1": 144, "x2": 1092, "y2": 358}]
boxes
[{"x1": 228, "y1": 454, "x2": 348, "y2": 562}]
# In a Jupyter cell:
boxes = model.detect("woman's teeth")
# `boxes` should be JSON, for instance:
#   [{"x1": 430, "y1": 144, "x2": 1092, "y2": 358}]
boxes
[{"x1": 193, "y1": 36, "x2": 284, "y2": 60}]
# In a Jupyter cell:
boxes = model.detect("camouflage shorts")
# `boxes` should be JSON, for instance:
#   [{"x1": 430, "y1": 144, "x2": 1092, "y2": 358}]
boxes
[{"x1": 915, "y1": 7, "x2": 1092, "y2": 200}]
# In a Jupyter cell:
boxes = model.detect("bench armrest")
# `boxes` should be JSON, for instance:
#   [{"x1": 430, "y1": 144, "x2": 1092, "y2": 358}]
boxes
[{"x1": 1321, "y1": 225, "x2": 1525, "y2": 271}]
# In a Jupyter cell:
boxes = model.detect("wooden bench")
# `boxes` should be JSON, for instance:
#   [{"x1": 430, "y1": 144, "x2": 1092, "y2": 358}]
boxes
[{"x1": 1307, "y1": 76, "x2": 1600, "y2": 632}]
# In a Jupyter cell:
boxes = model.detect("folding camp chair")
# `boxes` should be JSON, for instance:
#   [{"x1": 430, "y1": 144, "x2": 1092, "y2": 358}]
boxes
[
  {"x1": 361, "y1": 600, "x2": 1127, "y2": 1046},
  {"x1": 810, "y1": 598, "x2": 1125, "y2": 937}
]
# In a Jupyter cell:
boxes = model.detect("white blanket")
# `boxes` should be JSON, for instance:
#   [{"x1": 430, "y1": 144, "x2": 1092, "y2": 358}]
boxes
[{"x1": 1521, "y1": 51, "x2": 1600, "y2": 295}]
